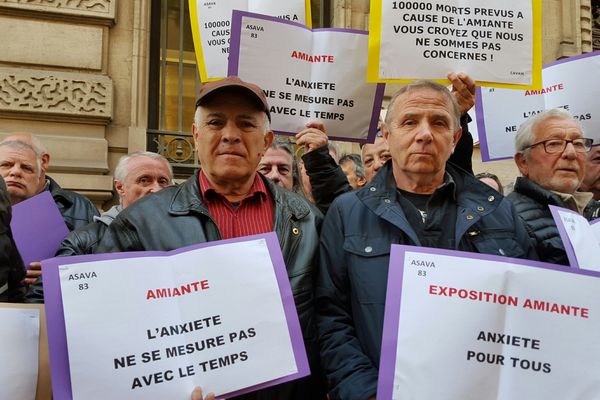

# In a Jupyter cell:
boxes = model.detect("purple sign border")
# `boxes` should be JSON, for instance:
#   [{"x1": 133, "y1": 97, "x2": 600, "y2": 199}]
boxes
[
  {"x1": 43, "y1": 232, "x2": 309, "y2": 400},
  {"x1": 228, "y1": 10, "x2": 384, "y2": 144},
  {"x1": 377, "y1": 244, "x2": 600, "y2": 398},
  {"x1": 549, "y1": 205, "x2": 581, "y2": 269},
  {"x1": 476, "y1": 49, "x2": 600, "y2": 162}
]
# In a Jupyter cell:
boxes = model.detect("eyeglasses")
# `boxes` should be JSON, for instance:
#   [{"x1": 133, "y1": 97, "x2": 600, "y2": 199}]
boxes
[{"x1": 524, "y1": 138, "x2": 594, "y2": 154}]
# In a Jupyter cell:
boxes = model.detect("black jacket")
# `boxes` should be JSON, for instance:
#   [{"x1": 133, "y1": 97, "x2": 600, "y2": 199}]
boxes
[
  {"x1": 97, "y1": 171, "x2": 326, "y2": 400},
  {"x1": 304, "y1": 114, "x2": 474, "y2": 214},
  {"x1": 56, "y1": 205, "x2": 121, "y2": 256},
  {"x1": 0, "y1": 176, "x2": 25, "y2": 302},
  {"x1": 317, "y1": 163, "x2": 536, "y2": 400},
  {"x1": 47, "y1": 176, "x2": 99, "y2": 231},
  {"x1": 508, "y1": 176, "x2": 600, "y2": 265}
]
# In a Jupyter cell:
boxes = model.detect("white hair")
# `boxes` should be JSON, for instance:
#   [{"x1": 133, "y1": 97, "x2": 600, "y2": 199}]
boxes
[
  {"x1": 0, "y1": 139, "x2": 43, "y2": 178},
  {"x1": 114, "y1": 151, "x2": 173, "y2": 182},
  {"x1": 385, "y1": 79, "x2": 461, "y2": 131},
  {"x1": 515, "y1": 108, "x2": 584, "y2": 154}
]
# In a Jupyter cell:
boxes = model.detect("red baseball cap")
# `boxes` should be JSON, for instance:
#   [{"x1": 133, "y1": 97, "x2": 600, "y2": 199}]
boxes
[{"x1": 195, "y1": 76, "x2": 271, "y2": 122}]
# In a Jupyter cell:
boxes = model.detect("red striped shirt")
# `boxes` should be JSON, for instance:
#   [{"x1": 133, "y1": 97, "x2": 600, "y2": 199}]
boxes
[{"x1": 199, "y1": 171, "x2": 274, "y2": 240}]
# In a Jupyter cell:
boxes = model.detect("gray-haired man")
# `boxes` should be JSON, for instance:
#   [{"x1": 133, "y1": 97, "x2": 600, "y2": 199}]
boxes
[{"x1": 509, "y1": 108, "x2": 600, "y2": 265}]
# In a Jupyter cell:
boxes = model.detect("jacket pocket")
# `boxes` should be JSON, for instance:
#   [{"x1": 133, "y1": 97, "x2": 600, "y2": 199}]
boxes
[
  {"x1": 468, "y1": 229, "x2": 526, "y2": 259},
  {"x1": 343, "y1": 235, "x2": 391, "y2": 304}
]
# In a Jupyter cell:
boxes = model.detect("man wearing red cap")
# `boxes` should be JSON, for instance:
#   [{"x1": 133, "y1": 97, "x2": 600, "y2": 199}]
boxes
[{"x1": 98, "y1": 76, "x2": 325, "y2": 399}]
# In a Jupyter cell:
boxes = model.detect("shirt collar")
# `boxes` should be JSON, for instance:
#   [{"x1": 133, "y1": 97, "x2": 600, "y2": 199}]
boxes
[
  {"x1": 199, "y1": 170, "x2": 268, "y2": 201},
  {"x1": 551, "y1": 189, "x2": 593, "y2": 214}
]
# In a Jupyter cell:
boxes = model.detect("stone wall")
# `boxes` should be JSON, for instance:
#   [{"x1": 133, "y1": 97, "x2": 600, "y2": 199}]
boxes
[{"x1": 0, "y1": 0, "x2": 150, "y2": 209}]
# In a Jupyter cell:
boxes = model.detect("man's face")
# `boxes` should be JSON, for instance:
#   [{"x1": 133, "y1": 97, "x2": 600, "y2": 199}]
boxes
[
  {"x1": 383, "y1": 88, "x2": 460, "y2": 179},
  {"x1": 257, "y1": 147, "x2": 293, "y2": 190},
  {"x1": 115, "y1": 157, "x2": 172, "y2": 208},
  {"x1": 0, "y1": 145, "x2": 41, "y2": 205},
  {"x1": 361, "y1": 136, "x2": 391, "y2": 182},
  {"x1": 193, "y1": 92, "x2": 273, "y2": 188},
  {"x1": 581, "y1": 146, "x2": 600, "y2": 200},
  {"x1": 515, "y1": 117, "x2": 586, "y2": 194},
  {"x1": 341, "y1": 159, "x2": 366, "y2": 189}
]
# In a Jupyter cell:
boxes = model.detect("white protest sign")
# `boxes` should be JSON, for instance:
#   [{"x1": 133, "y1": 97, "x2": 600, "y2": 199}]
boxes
[
  {"x1": 477, "y1": 51, "x2": 600, "y2": 161},
  {"x1": 44, "y1": 234, "x2": 308, "y2": 399},
  {"x1": 229, "y1": 11, "x2": 384, "y2": 142},
  {"x1": 368, "y1": 0, "x2": 542, "y2": 88},
  {"x1": 378, "y1": 245, "x2": 600, "y2": 399},
  {"x1": 189, "y1": 0, "x2": 310, "y2": 81},
  {"x1": 550, "y1": 205, "x2": 600, "y2": 271},
  {"x1": 0, "y1": 307, "x2": 40, "y2": 400}
]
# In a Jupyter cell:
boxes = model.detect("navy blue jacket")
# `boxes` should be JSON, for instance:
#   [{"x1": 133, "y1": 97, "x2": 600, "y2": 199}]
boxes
[{"x1": 316, "y1": 163, "x2": 536, "y2": 400}]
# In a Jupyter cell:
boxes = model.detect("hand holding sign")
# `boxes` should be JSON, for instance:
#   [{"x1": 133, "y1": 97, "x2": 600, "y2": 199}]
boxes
[
  {"x1": 24, "y1": 261, "x2": 42, "y2": 286},
  {"x1": 448, "y1": 72, "x2": 476, "y2": 114},
  {"x1": 295, "y1": 121, "x2": 328, "y2": 154},
  {"x1": 191, "y1": 387, "x2": 215, "y2": 400}
]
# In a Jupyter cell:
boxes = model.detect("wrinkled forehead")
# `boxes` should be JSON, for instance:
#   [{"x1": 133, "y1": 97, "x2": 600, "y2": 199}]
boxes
[
  {"x1": 533, "y1": 117, "x2": 583, "y2": 140},
  {"x1": 362, "y1": 136, "x2": 388, "y2": 155},
  {"x1": 393, "y1": 88, "x2": 454, "y2": 115},
  {"x1": 127, "y1": 156, "x2": 171, "y2": 174},
  {"x1": 262, "y1": 148, "x2": 293, "y2": 166},
  {"x1": 0, "y1": 145, "x2": 37, "y2": 162}
]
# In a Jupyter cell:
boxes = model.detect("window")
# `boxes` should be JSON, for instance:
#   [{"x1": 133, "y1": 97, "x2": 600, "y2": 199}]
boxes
[{"x1": 148, "y1": 0, "x2": 326, "y2": 178}]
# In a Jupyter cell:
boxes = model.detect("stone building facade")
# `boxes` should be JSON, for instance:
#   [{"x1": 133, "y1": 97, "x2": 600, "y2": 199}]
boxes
[{"x1": 0, "y1": 0, "x2": 597, "y2": 207}]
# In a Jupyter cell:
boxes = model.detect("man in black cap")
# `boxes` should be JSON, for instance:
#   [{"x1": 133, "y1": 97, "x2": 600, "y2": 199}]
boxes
[{"x1": 98, "y1": 76, "x2": 325, "y2": 399}]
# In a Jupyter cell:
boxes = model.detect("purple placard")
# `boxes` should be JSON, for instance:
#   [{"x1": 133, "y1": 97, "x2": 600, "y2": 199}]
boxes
[
  {"x1": 476, "y1": 50, "x2": 600, "y2": 162},
  {"x1": 228, "y1": 10, "x2": 384, "y2": 144},
  {"x1": 377, "y1": 244, "x2": 600, "y2": 398},
  {"x1": 43, "y1": 232, "x2": 309, "y2": 400},
  {"x1": 376, "y1": 243, "x2": 407, "y2": 399},
  {"x1": 549, "y1": 205, "x2": 581, "y2": 268},
  {"x1": 10, "y1": 190, "x2": 69, "y2": 266}
]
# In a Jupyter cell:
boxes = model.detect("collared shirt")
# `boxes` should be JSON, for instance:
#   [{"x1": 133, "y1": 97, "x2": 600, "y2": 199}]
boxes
[
  {"x1": 396, "y1": 172, "x2": 457, "y2": 249},
  {"x1": 552, "y1": 189, "x2": 593, "y2": 215},
  {"x1": 199, "y1": 171, "x2": 274, "y2": 239}
]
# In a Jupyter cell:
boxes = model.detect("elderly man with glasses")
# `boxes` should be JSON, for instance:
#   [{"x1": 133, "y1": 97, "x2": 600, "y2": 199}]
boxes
[{"x1": 509, "y1": 108, "x2": 600, "y2": 265}]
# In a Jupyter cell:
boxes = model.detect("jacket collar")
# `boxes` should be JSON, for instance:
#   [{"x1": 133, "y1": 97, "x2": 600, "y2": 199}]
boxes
[
  {"x1": 46, "y1": 175, "x2": 74, "y2": 207},
  {"x1": 168, "y1": 170, "x2": 311, "y2": 220},
  {"x1": 356, "y1": 162, "x2": 503, "y2": 243},
  {"x1": 513, "y1": 176, "x2": 566, "y2": 207}
]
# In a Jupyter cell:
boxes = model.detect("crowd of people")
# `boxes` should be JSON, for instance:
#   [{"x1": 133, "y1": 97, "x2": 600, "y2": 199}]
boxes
[{"x1": 1, "y1": 73, "x2": 599, "y2": 400}]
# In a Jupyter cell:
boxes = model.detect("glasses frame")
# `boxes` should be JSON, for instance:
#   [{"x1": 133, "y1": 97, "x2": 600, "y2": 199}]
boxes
[{"x1": 523, "y1": 138, "x2": 594, "y2": 154}]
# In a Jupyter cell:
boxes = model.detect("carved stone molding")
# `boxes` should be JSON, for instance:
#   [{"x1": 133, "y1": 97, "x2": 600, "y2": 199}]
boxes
[
  {"x1": 0, "y1": 0, "x2": 116, "y2": 25},
  {"x1": 0, "y1": 68, "x2": 113, "y2": 124}
]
